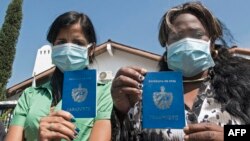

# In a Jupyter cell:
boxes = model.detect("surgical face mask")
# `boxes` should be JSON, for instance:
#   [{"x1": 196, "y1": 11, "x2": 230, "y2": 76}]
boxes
[
  {"x1": 51, "y1": 43, "x2": 92, "y2": 72},
  {"x1": 166, "y1": 38, "x2": 215, "y2": 77}
]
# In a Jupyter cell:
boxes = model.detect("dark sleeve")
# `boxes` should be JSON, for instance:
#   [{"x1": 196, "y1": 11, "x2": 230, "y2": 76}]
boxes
[
  {"x1": 111, "y1": 102, "x2": 166, "y2": 141},
  {"x1": 111, "y1": 106, "x2": 141, "y2": 141},
  {"x1": 0, "y1": 122, "x2": 6, "y2": 140}
]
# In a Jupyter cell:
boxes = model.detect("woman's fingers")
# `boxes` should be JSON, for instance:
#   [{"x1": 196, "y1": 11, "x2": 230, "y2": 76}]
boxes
[
  {"x1": 49, "y1": 110, "x2": 74, "y2": 121},
  {"x1": 112, "y1": 66, "x2": 147, "y2": 114},
  {"x1": 40, "y1": 116, "x2": 76, "y2": 132},
  {"x1": 39, "y1": 120, "x2": 76, "y2": 140},
  {"x1": 129, "y1": 66, "x2": 147, "y2": 75},
  {"x1": 112, "y1": 67, "x2": 146, "y2": 114},
  {"x1": 114, "y1": 66, "x2": 146, "y2": 83},
  {"x1": 39, "y1": 110, "x2": 79, "y2": 141},
  {"x1": 184, "y1": 123, "x2": 224, "y2": 141},
  {"x1": 112, "y1": 86, "x2": 142, "y2": 113},
  {"x1": 184, "y1": 123, "x2": 223, "y2": 134},
  {"x1": 112, "y1": 74, "x2": 142, "y2": 88},
  {"x1": 39, "y1": 127, "x2": 73, "y2": 141},
  {"x1": 184, "y1": 130, "x2": 223, "y2": 141}
]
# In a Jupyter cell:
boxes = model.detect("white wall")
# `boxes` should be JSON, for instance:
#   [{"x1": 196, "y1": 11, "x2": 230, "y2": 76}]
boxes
[
  {"x1": 91, "y1": 49, "x2": 160, "y2": 78},
  {"x1": 32, "y1": 45, "x2": 54, "y2": 76},
  {"x1": 234, "y1": 53, "x2": 250, "y2": 60}
]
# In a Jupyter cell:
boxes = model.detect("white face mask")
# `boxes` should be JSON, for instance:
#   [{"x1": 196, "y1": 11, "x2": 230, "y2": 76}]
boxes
[
  {"x1": 166, "y1": 38, "x2": 215, "y2": 77},
  {"x1": 51, "y1": 43, "x2": 92, "y2": 72}
]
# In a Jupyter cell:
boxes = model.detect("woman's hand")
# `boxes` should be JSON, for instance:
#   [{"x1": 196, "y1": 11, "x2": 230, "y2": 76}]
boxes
[
  {"x1": 111, "y1": 66, "x2": 147, "y2": 114},
  {"x1": 39, "y1": 110, "x2": 79, "y2": 141},
  {"x1": 184, "y1": 123, "x2": 224, "y2": 141}
]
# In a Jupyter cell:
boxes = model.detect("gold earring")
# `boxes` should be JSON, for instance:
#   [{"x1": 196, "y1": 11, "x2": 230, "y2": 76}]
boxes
[{"x1": 212, "y1": 49, "x2": 218, "y2": 57}]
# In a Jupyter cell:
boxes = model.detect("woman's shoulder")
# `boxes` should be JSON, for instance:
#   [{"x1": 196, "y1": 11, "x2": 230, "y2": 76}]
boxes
[
  {"x1": 96, "y1": 81, "x2": 112, "y2": 100},
  {"x1": 22, "y1": 82, "x2": 52, "y2": 97},
  {"x1": 97, "y1": 81, "x2": 112, "y2": 94}
]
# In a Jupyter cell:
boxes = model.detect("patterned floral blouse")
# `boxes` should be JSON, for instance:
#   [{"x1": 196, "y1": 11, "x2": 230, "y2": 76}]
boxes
[{"x1": 111, "y1": 80, "x2": 244, "y2": 141}]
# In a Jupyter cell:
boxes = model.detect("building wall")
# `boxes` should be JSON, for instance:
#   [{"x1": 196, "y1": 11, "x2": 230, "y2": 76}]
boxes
[
  {"x1": 91, "y1": 49, "x2": 160, "y2": 79},
  {"x1": 32, "y1": 45, "x2": 54, "y2": 76},
  {"x1": 234, "y1": 53, "x2": 250, "y2": 60}
]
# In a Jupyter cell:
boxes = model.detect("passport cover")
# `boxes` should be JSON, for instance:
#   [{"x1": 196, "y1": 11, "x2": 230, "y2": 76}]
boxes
[
  {"x1": 62, "y1": 69, "x2": 96, "y2": 118},
  {"x1": 142, "y1": 71, "x2": 185, "y2": 128}
]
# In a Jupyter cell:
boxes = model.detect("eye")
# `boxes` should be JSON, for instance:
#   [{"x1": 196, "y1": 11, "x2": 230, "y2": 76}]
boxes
[
  {"x1": 54, "y1": 40, "x2": 66, "y2": 45},
  {"x1": 75, "y1": 41, "x2": 84, "y2": 46},
  {"x1": 168, "y1": 33, "x2": 181, "y2": 45},
  {"x1": 72, "y1": 39, "x2": 87, "y2": 46},
  {"x1": 194, "y1": 31, "x2": 205, "y2": 39}
]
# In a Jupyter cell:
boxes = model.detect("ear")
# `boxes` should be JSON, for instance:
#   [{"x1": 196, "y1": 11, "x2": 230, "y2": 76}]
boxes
[
  {"x1": 163, "y1": 54, "x2": 167, "y2": 62},
  {"x1": 90, "y1": 43, "x2": 96, "y2": 55},
  {"x1": 210, "y1": 42, "x2": 218, "y2": 58},
  {"x1": 163, "y1": 51, "x2": 168, "y2": 62}
]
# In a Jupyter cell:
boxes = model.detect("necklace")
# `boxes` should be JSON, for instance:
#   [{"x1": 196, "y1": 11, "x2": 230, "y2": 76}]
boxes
[{"x1": 183, "y1": 76, "x2": 209, "y2": 83}]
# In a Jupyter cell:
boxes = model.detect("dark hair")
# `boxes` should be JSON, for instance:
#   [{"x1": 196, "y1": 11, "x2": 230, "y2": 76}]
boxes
[
  {"x1": 47, "y1": 11, "x2": 96, "y2": 45},
  {"x1": 158, "y1": 1, "x2": 222, "y2": 47},
  {"x1": 158, "y1": 2, "x2": 250, "y2": 123},
  {"x1": 48, "y1": 11, "x2": 97, "y2": 105},
  {"x1": 211, "y1": 47, "x2": 250, "y2": 124}
]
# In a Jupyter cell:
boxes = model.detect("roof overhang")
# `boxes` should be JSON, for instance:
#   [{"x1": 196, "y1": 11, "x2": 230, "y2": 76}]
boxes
[{"x1": 6, "y1": 40, "x2": 161, "y2": 97}]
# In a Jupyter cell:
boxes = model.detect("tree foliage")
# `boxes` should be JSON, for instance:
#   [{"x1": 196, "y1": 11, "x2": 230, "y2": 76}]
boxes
[{"x1": 0, "y1": 0, "x2": 23, "y2": 100}]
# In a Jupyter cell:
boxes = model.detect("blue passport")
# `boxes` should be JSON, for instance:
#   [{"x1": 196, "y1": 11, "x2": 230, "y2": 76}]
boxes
[
  {"x1": 62, "y1": 69, "x2": 96, "y2": 118},
  {"x1": 142, "y1": 71, "x2": 185, "y2": 129}
]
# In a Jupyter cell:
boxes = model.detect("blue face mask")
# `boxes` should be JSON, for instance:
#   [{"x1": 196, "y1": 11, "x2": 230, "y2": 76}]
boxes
[
  {"x1": 51, "y1": 43, "x2": 92, "y2": 72},
  {"x1": 166, "y1": 38, "x2": 215, "y2": 77}
]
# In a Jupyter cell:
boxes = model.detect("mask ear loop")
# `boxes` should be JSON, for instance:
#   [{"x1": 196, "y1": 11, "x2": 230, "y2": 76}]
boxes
[
  {"x1": 86, "y1": 43, "x2": 93, "y2": 49},
  {"x1": 87, "y1": 43, "x2": 95, "y2": 64},
  {"x1": 163, "y1": 48, "x2": 168, "y2": 62}
]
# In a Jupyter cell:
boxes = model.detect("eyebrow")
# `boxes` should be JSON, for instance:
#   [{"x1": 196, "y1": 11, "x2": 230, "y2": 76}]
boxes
[
  {"x1": 178, "y1": 26, "x2": 204, "y2": 32},
  {"x1": 55, "y1": 37, "x2": 87, "y2": 42},
  {"x1": 171, "y1": 28, "x2": 205, "y2": 36},
  {"x1": 55, "y1": 38, "x2": 65, "y2": 40},
  {"x1": 188, "y1": 27, "x2": 206, "y2": 33},
  {"x1": 73, "y1": 38, "x2": 87, "y2": 42}
]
